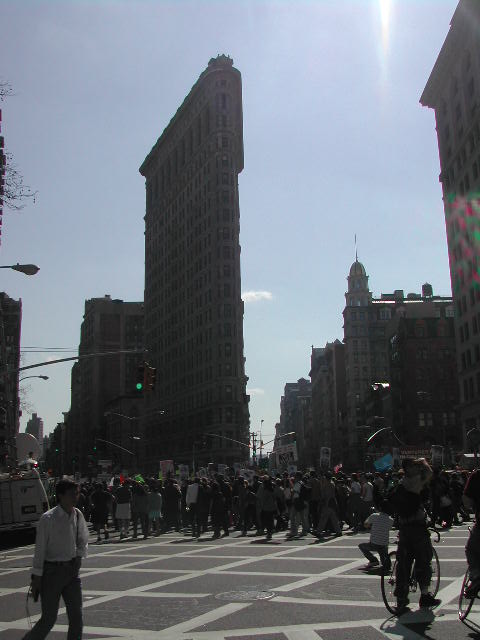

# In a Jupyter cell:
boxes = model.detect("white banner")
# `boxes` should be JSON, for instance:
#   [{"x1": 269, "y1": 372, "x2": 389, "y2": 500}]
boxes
[
  {"x1": 319, "y1": 447, "x2": 331, "y2": 469},
  {"x1": 160, "y1": 460, "x2": 174, "y2": 478},
  {"x1": 275, "y1": 442, "x2": 298, "y2": 468},
  {"x1": 178, "y1": 464, "x2": 189, "y2": 481},
  {"x1": 287, "y1": 464, "x2": 297, "y2": 476},
  {"x1": 431, "y1": 445, "x2": 444, "y2": 468}
]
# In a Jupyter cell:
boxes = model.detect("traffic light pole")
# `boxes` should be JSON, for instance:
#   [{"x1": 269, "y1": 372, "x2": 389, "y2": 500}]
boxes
[{"x1": 0, "y1": 349, "x2": 146, "y2": 377}]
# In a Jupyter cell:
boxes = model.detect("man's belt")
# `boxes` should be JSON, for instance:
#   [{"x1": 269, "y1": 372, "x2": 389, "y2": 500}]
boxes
[{"x1": 44, "y1": 558, "x2": 76, "y2": 566}]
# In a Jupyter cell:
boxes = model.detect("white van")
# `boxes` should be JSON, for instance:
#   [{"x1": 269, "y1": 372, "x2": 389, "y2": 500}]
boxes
[{"x1": 0, "y1": 468, "x2": 49, "y2": 532}]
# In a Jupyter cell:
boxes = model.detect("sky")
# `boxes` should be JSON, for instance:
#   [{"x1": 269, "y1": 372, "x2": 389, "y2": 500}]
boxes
[{"x1": 0, "y1": 0, "x2": 458, "y2": 451}]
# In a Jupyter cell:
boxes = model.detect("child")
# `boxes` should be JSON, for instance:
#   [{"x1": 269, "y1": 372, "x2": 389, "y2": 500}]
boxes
[{"x1": 359, "y1": 500, "x2": 393, "y2": 569}]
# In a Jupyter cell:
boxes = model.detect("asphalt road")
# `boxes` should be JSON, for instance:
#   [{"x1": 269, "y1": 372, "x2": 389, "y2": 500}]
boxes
[{"x1": 0, "y1": 523, "x2": 478, "y2": 639}]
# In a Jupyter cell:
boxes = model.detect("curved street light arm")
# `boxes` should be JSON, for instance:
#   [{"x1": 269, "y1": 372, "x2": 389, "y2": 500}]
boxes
[
  {"x1": 204, "y1": 432, "x2": 251, "y2": 449},
  {"x1": 95, "y1": 438, "x2": 135, "y2": 456},
  {"x1": 366, "y1": 426, "x2": 406, "y2": 446}
]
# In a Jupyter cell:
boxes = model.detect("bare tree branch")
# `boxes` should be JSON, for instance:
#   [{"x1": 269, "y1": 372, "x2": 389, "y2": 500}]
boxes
[
  {"x1": 0, "y1": 79, "x2": 37, "y2": 211},
  {"x1": 19, "y1": 383, "x2": 35, "y2": 415},
  {"x1": 0, "y1": 81, "x2": 14, "y2": 102},
  {"x1": 3, "y1": 152, "x2": 37, "y2": 211}
]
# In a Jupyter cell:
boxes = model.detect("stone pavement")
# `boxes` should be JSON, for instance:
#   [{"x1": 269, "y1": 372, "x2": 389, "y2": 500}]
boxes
[{"x1": 0, "y1": 524, "x2": 478, "y2": 639}]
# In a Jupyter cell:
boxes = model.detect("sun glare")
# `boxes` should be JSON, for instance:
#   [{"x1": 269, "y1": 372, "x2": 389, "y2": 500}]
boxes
[{"x1": 379, "y1": 0, "x2": 392, "y2": 57}]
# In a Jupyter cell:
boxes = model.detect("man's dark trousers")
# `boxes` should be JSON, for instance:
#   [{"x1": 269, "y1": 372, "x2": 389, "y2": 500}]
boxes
[{"x1": 23, "y1": 560, "x2": 82, "y2": 640}]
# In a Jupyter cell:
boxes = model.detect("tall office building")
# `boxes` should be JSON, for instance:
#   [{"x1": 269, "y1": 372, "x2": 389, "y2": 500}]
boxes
[
  {"x1": 0, "y1": 293, "x2": 21, "y2": 467},
  {"x1": 25, "y1": 412, "x2": 44, "y2": 454},
  {"x1": 139, "y1": 55, "x2": 250, "y2": 470},
  {"x1": 309, "y1": 341, "x2": 346, "y2": 465},
  {"x1": 67, "y1": 296, "x2": 144, "y2": 474},
  {"x1": 275, "y1": 379, "x2": 312, "y2": 468},
  {"x1": 421, "y1": 0, "x2": 480, "y2": 444}
]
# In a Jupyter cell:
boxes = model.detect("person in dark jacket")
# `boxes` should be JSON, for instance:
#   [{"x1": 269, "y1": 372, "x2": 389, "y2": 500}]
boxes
[
  {"x1": 163, "y1": 479, "x2": 181, "y2": 532},
  {"x1": 90, "y1": 483, "x2": 111, "y2": 542},
  {"x1": 132, "y1": 483, "x2": 149, "y2": 539},
  {"x1": 388, "y1": 458, "x2": 441, "y2": 612},
  {"x1": 210, "y1": 483, "x2": 226, "y2": 539},
  {"x1": 259, "y1": 477, "x2": 277, "y2": 540}
]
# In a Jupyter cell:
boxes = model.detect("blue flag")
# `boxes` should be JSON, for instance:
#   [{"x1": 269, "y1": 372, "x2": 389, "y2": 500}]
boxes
[{"x1": 374, "y1": 453, "x2": 393, "y2": 471}]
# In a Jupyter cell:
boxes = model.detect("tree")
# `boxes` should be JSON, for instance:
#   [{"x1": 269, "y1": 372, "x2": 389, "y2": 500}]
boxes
[{"x1": 1, "y1": 80, "x2": 37, "y2": 211}]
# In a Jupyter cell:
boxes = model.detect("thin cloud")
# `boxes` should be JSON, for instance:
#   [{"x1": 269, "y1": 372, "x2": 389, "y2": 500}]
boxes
[
  {"x1": 242, "y1": 290, "x2": 273, "y2": 303},
  {"x1": 247, "y1": 388, "x2": 265, "y2": 396}
]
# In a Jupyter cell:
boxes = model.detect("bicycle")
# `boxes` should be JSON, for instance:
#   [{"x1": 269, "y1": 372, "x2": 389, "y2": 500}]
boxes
[
  {"x1": 381, "y1": 528, "x2": 441, "y2": 615},
  {"x1": 458, "y1": 566, "x2": 477, "y2": 621}
]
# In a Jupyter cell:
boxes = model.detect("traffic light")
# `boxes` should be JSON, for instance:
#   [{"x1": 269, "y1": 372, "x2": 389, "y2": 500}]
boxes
[
  {"x1": 136, "y1": 363, "x2": 145, "y2": 393},
  {"x1": 144, "y1": 364, "x2": 157, "y2": 392}
]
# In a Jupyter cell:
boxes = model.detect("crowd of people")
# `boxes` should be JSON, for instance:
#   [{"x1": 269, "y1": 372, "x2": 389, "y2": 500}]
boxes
[
  {"x1": 72, "y1": 465, "x2": 473, "y2": 543},
  {"x1": 23, "y1": 461, "x2": 480, "y2": 640}
]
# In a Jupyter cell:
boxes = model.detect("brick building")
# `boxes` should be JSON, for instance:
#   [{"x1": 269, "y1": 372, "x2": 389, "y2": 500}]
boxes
[
  {"x1": 139, "y1": 55, "x2": 250, "y2": 470},
  {"x1": 343, "y1": 260, "x2": 455, "y2": 467},
  {"x1": 387, "y1": 301, "x2": 459, "y2": 449}
]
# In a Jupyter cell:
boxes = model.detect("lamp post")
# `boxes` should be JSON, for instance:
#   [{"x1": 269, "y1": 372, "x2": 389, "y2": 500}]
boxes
[
  {"x1": 466, "y1": 428, "x2": 480, "y2": 468},
  {"x1": 0, "y1": 263, "x2": 40, "y2": 276}
]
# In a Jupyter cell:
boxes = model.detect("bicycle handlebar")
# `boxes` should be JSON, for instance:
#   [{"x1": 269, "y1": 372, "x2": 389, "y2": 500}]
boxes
[{"x1": 428, "y1": 526, "x2": 441, "y2": 543}]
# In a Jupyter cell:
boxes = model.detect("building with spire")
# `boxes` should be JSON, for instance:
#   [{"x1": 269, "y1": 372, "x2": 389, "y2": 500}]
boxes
[{"x1": 343, "y1": 260, "x2": 455, "y2": 467}]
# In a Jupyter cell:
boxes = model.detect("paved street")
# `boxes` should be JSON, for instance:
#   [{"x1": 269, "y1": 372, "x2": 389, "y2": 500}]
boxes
[{"x1": 0, "y1": 524, "x2": 478, "y2": 640}]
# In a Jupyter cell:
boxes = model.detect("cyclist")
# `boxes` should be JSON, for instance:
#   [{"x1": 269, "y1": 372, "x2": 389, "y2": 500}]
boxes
[
  {"x1": 463, "y1": 467, "x2": 480, "y2": 598},
  {"x1": 388, "y1": 457, "x2": 441, "y2": 612}
]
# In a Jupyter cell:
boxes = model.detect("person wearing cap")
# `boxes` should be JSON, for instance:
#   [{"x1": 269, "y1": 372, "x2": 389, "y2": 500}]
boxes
[{"x1": 23, "y1": 479, "x2": 89, "y2": 640}]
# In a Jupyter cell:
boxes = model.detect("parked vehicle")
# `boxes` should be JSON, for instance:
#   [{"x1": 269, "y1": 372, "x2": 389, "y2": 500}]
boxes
[{"x1": 0, "y1": 468, "x2": 49, "y2": 532}]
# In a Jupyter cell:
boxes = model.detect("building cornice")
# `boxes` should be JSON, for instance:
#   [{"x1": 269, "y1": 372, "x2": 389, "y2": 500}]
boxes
[
  {"x1": 420, "y1": 0, "x2": 478, "y2": 108},
  {"x1": 139, "y1": 55, "x2": 241, "y2": 177}
]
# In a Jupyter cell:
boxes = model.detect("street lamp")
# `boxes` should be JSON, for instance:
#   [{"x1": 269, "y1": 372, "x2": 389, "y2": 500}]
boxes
[
  {"x1": 0, "y1": 263, "x2": 40, "y2": 276},
  {"x1": 103, "y1": 409, "x2": 164, "y2": 421},
  {"x1": 263, "y1": 431, "x2": 296, "y2": 449},
  {"x1": 19, "y1": 375, "x2": 49, "y2": 382},
  {"x1": 366, "y1": 426, "x2": 405, "y2": 446}
]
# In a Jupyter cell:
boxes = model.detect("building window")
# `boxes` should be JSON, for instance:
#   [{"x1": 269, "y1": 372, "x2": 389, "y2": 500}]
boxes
[{"x1": 418, "y1": 412, "x2": 425, "y2": 427}]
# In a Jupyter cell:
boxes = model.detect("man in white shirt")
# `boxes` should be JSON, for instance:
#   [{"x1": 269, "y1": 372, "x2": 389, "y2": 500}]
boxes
[
  {"x1": 186, "y1": 478, "x2": 200, "y2": 538},
  {"x1": 358, "y1": 500, "x2": 393, "y2": 569},
  {"x1": 23, "y1": 479, "x2": 89, "y2": 640}
]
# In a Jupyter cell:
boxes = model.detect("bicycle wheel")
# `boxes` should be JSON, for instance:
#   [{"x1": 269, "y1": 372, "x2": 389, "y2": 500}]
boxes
[
  {"x1": 431, "y1": 547, "x2": 441, "y2": 597},
  {"x1": 459, "y1": 567, "x2": 475, "y2": 621},
  {"x1": 381, "y1": 551, "x2": 398, "y2": 614}
]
